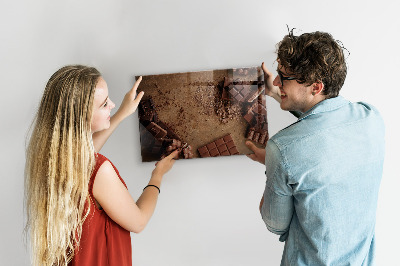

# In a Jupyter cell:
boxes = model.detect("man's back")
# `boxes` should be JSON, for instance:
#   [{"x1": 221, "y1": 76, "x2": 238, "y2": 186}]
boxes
[{"x1": 261, "y1": 96, "x2": 385, "y2": 265}]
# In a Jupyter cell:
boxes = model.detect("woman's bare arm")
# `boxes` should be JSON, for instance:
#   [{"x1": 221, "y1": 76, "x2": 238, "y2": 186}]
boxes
[{"x1": 93, "y1": 150, "x2": 178, "y2": 233}]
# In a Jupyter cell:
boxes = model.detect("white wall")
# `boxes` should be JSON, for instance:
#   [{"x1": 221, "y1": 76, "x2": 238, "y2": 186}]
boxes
[{"x1": 1, "y1": 0, "x2": 399, "y2": 265}]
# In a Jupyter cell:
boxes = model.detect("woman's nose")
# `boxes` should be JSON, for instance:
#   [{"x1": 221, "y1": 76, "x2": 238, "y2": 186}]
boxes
[{"x1": 109, "y1": 100, "x2": 115, "y2": 109}]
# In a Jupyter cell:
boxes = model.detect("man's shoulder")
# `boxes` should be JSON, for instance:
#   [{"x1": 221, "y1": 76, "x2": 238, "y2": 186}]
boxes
[
  {"x1": 352, "y1": 101, "x2": 383, "y2": 117},
  {"x1": 269, "y1": 122, "x2": 305, "y2": 151},
  {"x1": 270, "y1": 98, "x2": 384, "y2": 149},
  {"x1": 347, "y1": 101, "x2": 385, "y2": 131}
]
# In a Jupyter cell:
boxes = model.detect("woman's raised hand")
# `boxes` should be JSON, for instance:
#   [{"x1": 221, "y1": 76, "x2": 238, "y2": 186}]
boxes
[
  {"x1": 153, "y1": 150, "x2": 179, "y2": 177},
  {"x1": 116, "y1": 76, "x2": 145, "y2": 119}
]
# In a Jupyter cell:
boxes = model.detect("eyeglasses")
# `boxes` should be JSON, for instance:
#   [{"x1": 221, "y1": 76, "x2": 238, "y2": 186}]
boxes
[{"x1": 277, "y1": 70, "x2": 297, "y2": 86}]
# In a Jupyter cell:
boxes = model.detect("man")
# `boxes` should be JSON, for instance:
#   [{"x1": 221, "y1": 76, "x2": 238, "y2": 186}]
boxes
[{"x1": 246, "y1": 31, "x2": 385, "y2": 265}]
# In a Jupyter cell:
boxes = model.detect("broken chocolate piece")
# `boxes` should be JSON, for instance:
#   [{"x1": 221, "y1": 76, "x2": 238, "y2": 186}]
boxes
[
  {"x1": 243, "y1": 112, "x2": 254, "y2": 124},
  {"x1": 162, "y1": 139, "x2": 193, "y2": 159}
]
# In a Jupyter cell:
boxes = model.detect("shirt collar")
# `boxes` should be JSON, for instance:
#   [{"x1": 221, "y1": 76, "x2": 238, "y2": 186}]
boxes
[{"x1": 298, "y1": 95, "x2": 350, "y2": 121}]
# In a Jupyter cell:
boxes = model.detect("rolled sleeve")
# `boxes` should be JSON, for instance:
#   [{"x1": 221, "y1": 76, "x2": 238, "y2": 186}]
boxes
[{"x1": 260, "y1": 140, "x2": 294, "y2": 240}]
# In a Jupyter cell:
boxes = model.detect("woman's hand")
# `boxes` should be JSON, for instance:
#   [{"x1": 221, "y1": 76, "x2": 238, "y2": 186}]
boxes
[
  {"x1": 152, "y1": 150, "x2": 179, "y2": 178},
  {"x1": 115, "y1": 76, "x2": 145, "y2": 120},
  {"x1": 92, "y1": 77, "x2": 145, "y2": 152},
  {"x1": 262, "y1": 62, "x2": 282, "y2": 103}
]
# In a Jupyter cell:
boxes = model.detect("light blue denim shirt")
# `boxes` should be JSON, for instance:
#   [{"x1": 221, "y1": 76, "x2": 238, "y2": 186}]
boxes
[{"x1": 260, "y1": 96, "x2": 385, "y2": 266}]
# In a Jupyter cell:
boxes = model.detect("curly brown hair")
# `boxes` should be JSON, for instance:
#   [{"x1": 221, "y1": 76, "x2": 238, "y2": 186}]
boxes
[{"x1": 277, "y1": 30, "x2": 348, "y2": 98}]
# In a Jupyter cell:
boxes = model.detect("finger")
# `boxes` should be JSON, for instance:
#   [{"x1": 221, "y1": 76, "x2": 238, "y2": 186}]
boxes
[
  {"x1": 166, "y1": 150, "x2": 179, "y2": 161},
  {"x1": 261, "y1": 62, "x2": 272, "y2": 77},
  {"x1": 246, "y1": 153, "x2": 257, "y2": 161},
  {"x1": 134, "y1": 91, "x2": 145, "y2": 102},
  {"x1": 130, "y1": 76, "x2": 143, "y2": 95},
  {"x1": 245, "y1": 141, "x2": 258, "y2": 152}
]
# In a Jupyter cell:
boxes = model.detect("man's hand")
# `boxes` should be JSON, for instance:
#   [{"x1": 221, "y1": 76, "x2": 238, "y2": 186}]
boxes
[
  {"x1": 245, "y1": 141, "x2": 266, "y2": 165},
  {"x1": 262, "y1": 62, "x2": 281, "y2": 103}
]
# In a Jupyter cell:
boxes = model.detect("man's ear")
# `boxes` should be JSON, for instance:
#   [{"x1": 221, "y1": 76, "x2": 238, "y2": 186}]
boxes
[{"x1": 312, "y1": 82, "x2": 324, "y2": 96}]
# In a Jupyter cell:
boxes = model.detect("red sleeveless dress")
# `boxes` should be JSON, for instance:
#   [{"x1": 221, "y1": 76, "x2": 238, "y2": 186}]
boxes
[{"x1": 69, "y1": 153, "x2": 132, "y2": 266}]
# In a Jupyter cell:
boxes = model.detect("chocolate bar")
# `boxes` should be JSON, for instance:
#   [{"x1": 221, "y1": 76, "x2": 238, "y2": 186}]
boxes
[
  {"x1": 243, "y1": 95, "x2": 268, "y2": 127},
  {"x1": 225, "y1": 78, "x2": 265, "y2": 103},
  {"x1": 157, "y1": 121, "x2": 181, "y2": 140},
  {"x1": 197, "y1": 134, "x2": 240, "y2": 158},
  {"x1": 244, "y1": 94, "x2": 268, "y2": 146},
  {"x1": 146, "y1": 122, "x2": 167, "y2": 139},
  {"x1": 247, "y1": 127, "x2": 269, "y2": 146}
]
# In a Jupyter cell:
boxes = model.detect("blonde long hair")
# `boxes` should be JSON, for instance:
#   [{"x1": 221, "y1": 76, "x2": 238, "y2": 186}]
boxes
[{"x1": 25, "y1": 65, "x2": 101, "y2": 265}]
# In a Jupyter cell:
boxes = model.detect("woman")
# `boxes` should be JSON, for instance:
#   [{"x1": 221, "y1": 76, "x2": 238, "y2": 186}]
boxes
[{"x1": 25, "y1": 65, "x2": 178, "y2": 265}]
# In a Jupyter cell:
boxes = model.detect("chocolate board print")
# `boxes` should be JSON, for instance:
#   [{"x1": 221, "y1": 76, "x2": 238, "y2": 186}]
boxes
[{"x1": 137, "y1": 66, "x2": 269, "y2": 162}]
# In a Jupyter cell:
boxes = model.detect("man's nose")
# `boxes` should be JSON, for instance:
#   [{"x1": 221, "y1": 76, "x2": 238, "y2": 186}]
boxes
[{"x1": 273, "y1": 75, "x2": 281, "y2": 87}]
